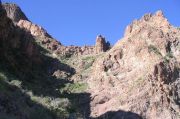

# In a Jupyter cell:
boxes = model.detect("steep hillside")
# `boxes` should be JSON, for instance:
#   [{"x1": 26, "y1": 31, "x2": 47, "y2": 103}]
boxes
[
  {"x1": 88, "y1": 11, "x2": 180, "y2": 119},
  {"x1": 0, "y1": 3, "x2": 86, "y2": 119},
  {"x1": 0, "y1": 3, "x2": 109, "y2": 119},
  {"x1": 0, "y1": 2, "x2": 180, "y2": 119}
]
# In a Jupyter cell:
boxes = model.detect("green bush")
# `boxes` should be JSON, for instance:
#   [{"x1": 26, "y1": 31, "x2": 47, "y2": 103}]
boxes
[
  {"x1": 82, "y1": 56, "x2": 96, "y2": 70},
  {"x1": 84, "y1": 62, "x2": 94, "y2": 70},
  {"x1": 148, "y1": 45, "x2": 162, "y2": 56},
  {"x1": 62, "y1": 83, "x2": 87, "y2": 93},
  {"x1": 82, "y1": 56, "x2": 95, "y2": 61},
  {"x1": 163, "y1": 52, "x2": 174, "y2": 64}
]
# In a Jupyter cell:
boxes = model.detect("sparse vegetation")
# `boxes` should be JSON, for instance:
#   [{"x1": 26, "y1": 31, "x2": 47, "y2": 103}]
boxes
[
  {"x1": 61, "y1": 82, "x2": 88, "y2": 93},
  {"x1": 0, "y1": 69, "x2": 85, "y2": 119},
  {"x1": 2, "y1": 2, "x2": 180, "y2": 118},
  {"x1": 82, "y1": 55, "x2": 96, "y2": 61},
  {"x1": 163, "y1": 51, "x2": 174, "y2": 64},
  {"x1": 84, "y1": 61, "x2": 94, "y2": 70},
  {"x1": 128, "y1": 77, "x2": 145, "y2": 93},
  {"x1": 82, "y1": 56, "x2": 96, "y2": 70},
  {"x1": 148, "y1": 44, "x2": 162, "y2": 56}
]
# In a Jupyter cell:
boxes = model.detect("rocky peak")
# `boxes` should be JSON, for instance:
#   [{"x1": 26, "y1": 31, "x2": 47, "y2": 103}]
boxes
[
  {"x1": 1, "y1": 3, "x2": 180, "y2": 118},
  {"x1": 2, "y1": 3, "x2": 28, "y2": 23},
  {"x1": 155, "y1": 10, "x2": 164, "y2": 17},
  {"x1": 88, "y1": 10, "x2": 180, "y2": 118},
  {"x1": 95, "y1": 35, "x2": 110, "y2": 54},
  {"x1": 124, "y1": 10, "x2": 170, "y2": 37}
]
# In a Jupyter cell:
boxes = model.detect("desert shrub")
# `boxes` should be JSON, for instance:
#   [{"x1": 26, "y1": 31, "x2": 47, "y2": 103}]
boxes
[
  {"x1": 82, "y1": 56, "x2": 94, "y2": 62},
  {"x1": 84, "y1": 61, "x2": 94, "y2": 70},
  {"x1": 163, "y1": 52, "x2": 174, "y2": 64},
  {"x1": 166, "y1": 52, "x2": 174, "y2": 58},
  {"x1": 62, "y1": 83, "x2": 87, "y2": 93},
  {"x1": 82, "y1": 56, "x2": 96, "y2": 70},
  {"x1": 148, "y1": 45, "x2": 162, "y2": 56}
]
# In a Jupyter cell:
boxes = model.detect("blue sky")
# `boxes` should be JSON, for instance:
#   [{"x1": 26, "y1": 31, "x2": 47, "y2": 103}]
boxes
[{"x1": 2, "y1": 0, "x2": 180, "y2": 46}]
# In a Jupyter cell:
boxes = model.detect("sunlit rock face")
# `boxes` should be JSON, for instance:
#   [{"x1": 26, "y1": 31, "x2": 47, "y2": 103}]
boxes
[
  {"x1": 95, "y1": 35, "x2": 110, "y2": 54},
  {"x1": 17, "y1": 20, "x2": 51, "y2": 38},
  {"x1": 88, "y1": 11, "x2": 180, "y2": 118},
  {"x1": 2, "y1": 3, "x2": 28, "y2": 23},
  {"x1": 1, "y1": 2, "x2": 180, "y2": 118}
]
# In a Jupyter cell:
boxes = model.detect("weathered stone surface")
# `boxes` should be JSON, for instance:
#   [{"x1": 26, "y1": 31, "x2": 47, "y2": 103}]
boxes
[
  {"x1": 17, "y1": 20, "x2": 110, "y2": 58},
  {"x1": 88, "y1": 11, "x2": 180, "y2": 118},
  {"x1": 17, "y1": 20, "x2": 51, "y2": 38},
  {"x1": 95, "y1": 35, "x2": 110, "y2": 54},
  {"x1": 54, "y1": 36, "x2": 110, "y2": 58},
  {"x1": 2, "y1": 3, "x2": 28, "y2": 23},
  {"x1": 124, "y1": 10, "x2": 170, "y2": 37},
  {"x1": 2, "y1": 3, "x2": 180, "y2": 119}
]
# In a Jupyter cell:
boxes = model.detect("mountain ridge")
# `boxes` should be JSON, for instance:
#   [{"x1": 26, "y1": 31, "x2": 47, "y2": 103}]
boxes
[{"x1": 0, "y1": 3, "x2": 180, "y2": 119}]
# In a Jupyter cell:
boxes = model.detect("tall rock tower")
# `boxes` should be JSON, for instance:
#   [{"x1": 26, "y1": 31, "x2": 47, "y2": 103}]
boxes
[{"x1": 95, "y1": 35, "x2": 110, "y2": 54}]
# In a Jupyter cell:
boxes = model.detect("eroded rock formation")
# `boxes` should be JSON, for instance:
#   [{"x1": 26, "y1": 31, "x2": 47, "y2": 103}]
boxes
[
  {"x1": 95, "y1": 35, "x2": 110, "y2": 54},
  {"x1": 1, "y1": 2, "x2": 180, "y2": 119},
  {"x1": 2, "y1": 3, "x2": 28, "y2": 23},
  {"x1": 88, "y1": 10, "x2": 180, "y2": 118},
  {"x1": 17, "y1": 20, "x2": 52, "y2": 38}
]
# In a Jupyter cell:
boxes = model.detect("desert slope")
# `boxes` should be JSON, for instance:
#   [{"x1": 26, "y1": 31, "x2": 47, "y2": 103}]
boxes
[
  {"x1": 0, "y1": 2, "x2": 180, "y2": 119},
  {"x1": 88, "y1": 11, "x2": 180, "y2": 119}
]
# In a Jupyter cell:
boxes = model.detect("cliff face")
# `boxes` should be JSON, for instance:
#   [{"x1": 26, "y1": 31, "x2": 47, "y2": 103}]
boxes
[
  {"x1": 1, "y1": 2, "x2": 180, "y2": 119},
  {"x1": 88, "y1": 10, "x2": 180, "y2": 118},
  {"x1": 95, "y1": 35, "x2": 110, "y2": 54},
  {"x1": 0, "y1": 5, "x2": 40, "y2": 64}
]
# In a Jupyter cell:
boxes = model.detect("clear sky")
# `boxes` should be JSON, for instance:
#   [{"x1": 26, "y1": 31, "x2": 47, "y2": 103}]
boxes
[{"x1": 2, "y1": 0, "x2": 180, "y2": 46}]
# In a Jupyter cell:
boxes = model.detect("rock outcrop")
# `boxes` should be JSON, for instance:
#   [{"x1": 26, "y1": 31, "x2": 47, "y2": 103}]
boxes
[
  {"x1": 1, "y1": 2, "x2": 180, "y2": 119},
  {"x1": 2, "y1": 3, "x2": 28, "y2": 23},
  {"x1": 55, "y1": 35, "x2": 110, "y2": 58},
  {"x1": 2, "y1": 3, "x2": 110, "y2": 59},
  {"x1": 0, "y1": 3, "x2": 42, "y2": 70},
  {"x1": 17, "y1": 20, "x2": 52, "y2": 38},
  {"x1": 88, "y1": 10, "x2": 180, "y2": 118},
  {"x1": 124, "y1": 10, "x2": 170, "y2": 37},
  {"x1": 95, "y1": 35, "x2": 110, "y2": 54}
]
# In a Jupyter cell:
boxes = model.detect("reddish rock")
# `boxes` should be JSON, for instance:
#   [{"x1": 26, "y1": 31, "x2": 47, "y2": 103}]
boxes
[
  {"x1": 2, "y1": 3, "x2": 28, "y2": 23},
  {"x1": 17, "y1": 20, "x2": 51, "y2": 38},
  {"x1": 95, "y1": 35, "x2": 110, "y2": 54},
  {"x1": 89, "y1": 11, "x2": 180, "y2": 118}
]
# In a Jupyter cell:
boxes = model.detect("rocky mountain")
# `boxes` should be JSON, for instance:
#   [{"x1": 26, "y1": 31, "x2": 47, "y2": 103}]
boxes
[
  {"x1": 0, "y1": 2, "x2": 180, "y2": 119},
  {"x1": 88, "y1": 11, "x2": 180, "y2": 119},
  {"x1": 2, "y1": 3, "x2": 28, "y2": 23}
]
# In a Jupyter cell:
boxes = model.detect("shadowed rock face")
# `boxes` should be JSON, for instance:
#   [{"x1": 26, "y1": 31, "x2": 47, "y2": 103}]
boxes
[
  {"x1": 1, "y1": 2, "x2": 180, "y2": 119},
  {"x1": 0, "y1": 4, "x2": 40, "y2": 63}
]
